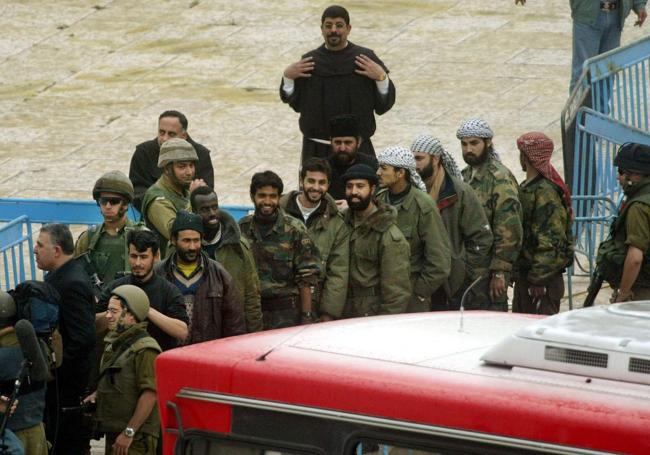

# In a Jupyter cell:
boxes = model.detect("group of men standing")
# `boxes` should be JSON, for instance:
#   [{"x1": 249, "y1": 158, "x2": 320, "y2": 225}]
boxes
[{"x1": 7, "y1": 4, "x2": 650, "y2": 455}]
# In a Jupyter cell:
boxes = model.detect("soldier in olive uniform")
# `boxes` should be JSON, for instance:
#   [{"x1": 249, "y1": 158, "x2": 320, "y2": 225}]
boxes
[
  {"x1": 84, "y1": 285, "x2": 161, "y2": 455},
  {"x1": 513, "y1": 132, "x2": 574, "y2": 315},
  {"x1": 239, "y1": 171, "x2": 321, "y2": 329},
  {"x1": 280, "y1": 158, "x2": 350, "y2": 321},
  {"x1": 411, "y1": 134, "x2": 493, "y2": 310},
  {"x1": 191, "y1": 186, "x2": 264, "y2": 332},
  {"x1": 375, "y1": 146, "x2": 451, "y2": 311},
  {"x1": 597, "y1": 143, "x2": 650, "y2": 302},
  {"x1": 458, "y1": 118, "x2": 523, "y2": 311},
  {"x1": 342, "y1": 164, "x2": 411, "y2": 317},
  {"x1": 141, "y1": 138, "x2": 207, "y2": 258},
  {"x1": 74, "y1": 170, "x2": 138, "y2": 291}
]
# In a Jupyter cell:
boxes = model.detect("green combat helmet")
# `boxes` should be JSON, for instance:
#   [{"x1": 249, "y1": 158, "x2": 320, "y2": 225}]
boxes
[
  {"x1": 93, "y1": 170, "x2": 135, "y2": 202},
  {"x1": 0, "y1": 291, "x2": 16, "y2": 327},
  {"x1": 158, "y1": 138, "x2": 198, "y2": 168},
  {"x1": 111, "y1": 285, "x2": 150, "y2": 322}
]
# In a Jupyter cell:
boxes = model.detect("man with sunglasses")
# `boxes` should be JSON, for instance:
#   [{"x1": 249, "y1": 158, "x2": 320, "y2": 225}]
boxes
[
  {"x1": 597, "y1": 142, "x2": 650, "y2": 302},
  {"x1": 75, "y1": 170, "x2": 140, "y2": 291}
]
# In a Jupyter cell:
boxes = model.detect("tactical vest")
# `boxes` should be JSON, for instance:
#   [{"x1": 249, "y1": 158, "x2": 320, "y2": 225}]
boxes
[
  {"x1": 78, "y1": 220, "x2": 140, "y2": 285},
  {"x1": 141, "y1": 181, "x2": 189, "y2": 258},
  {"x1": 596, "y1": 189, "x2": 650, "y2": 288},
  {"x1": 96, "y1": 328, "x2": 162, "y2": 436}
]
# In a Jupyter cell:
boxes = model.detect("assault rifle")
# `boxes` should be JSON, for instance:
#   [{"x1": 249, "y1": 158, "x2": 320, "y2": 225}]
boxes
[{"x1": 583, "y1": 269, "x2": 604, "y2": 308}]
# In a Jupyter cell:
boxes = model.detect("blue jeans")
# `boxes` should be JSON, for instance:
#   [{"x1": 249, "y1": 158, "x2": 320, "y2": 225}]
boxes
[{"x1": 571, "y1": 9, "x2": 622, "y2": 93}]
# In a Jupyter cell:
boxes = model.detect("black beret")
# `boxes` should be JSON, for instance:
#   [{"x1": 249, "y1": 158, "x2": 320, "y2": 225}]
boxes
[
  {"x1": 171, "y1": 210, "x2": 204, "y2": 236},
  {"x1": 340, "y1": 164, "x2": 378, "y2": 185}
]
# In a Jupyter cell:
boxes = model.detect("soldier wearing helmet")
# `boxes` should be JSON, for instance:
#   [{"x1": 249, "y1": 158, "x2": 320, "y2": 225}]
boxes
[
  {"x1": 84, "y1": 285, "x2": 161, "y2": 455},
  {"x1": 140, "y1": 138, "x2": 207, "y2": 258},
  {"x1": 597, "y1": 143, "x2": 650, "y2": 302},
  {"x1": 74, "y1": 170, "x2": 140, "y2": 287}
]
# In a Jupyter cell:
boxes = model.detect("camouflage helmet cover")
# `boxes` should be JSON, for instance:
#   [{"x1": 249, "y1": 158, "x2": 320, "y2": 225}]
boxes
[
  {"x1": 110, "y1": 284, "x2": 150, "y2": 322},
  {"x1": 158, "y1": 138, "x2": 198, "y2": 168},
  {"x1": 93, "y1": 170, "x2": 135, "y2": 202}
]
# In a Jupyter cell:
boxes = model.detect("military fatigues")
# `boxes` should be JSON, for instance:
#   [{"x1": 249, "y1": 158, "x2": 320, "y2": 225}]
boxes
[
  {"x1": 239, "y1": 209, "x2": 321, "y2": 329},
  {"x1": 343, "y1": 201, "x2": 411, "y2": 317},
  {"x1": 462, "y1": 158, "x2": 523, "y2": 310},
  {"x1": 280, "y1": 191, "x2": 350, "y2": 319},
  {"x1": 376, "y1": 187, "x2": 451, "y2": 312},
  {"x1": 97, "y1": 322, "x2": 161, "y2": 455},
  {"x1": 436, "y1": 173, "x2": 493, "y2": 310},
  {"x1": 141, "y1": 175, "x2": 190, "y2": 258},
  {"x1": 597, "y1": 179, "x2": 650, "y2": 299},
  {"x1": 74, "y1": 219, "x2": 139, "y2": 287},
  {"x1": 202, "y1": 211, "x2": 263, "y2": 332},
  {"x1": 513, "y1": 176, "x2": 573, "y2": 314}
]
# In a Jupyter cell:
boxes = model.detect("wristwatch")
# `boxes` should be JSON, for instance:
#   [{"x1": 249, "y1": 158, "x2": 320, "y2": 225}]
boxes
[
  {"x1": 124, "y1": 427, "x2": 135, "y2": 438},
  {"x1": 301, "y1": 311, "x2": 316, "y2": 319},
  {"x1": 377, "y1": 72, "x2": 387, "y2": 81},
  {"x1": 492, "y1": 272, "x2": 505, "y2": 279}
]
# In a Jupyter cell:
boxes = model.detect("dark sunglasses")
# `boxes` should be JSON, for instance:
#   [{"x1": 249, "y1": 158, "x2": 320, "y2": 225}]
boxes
[{"x1": 98, "y1": 197, "x2": 124, "y2": 206}]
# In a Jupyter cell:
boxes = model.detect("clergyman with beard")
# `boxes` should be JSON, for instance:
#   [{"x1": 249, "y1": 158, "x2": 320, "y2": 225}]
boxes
[
  {"x1": 280, "y1": 4, "x2": 396, "y2": 162},
  {"x1": 155, "y1": 211, "x2": 245, "y2": 344},
  {"x1": 239, "y1": 171, "x2": 321, "y2": 329},
  {"x1": 98, "y1": 229, "x2": 189, "y2": 351},
  {"x1": 457, "y1": 118, "x2": 523, "y2": 311},
  {"x1": 341, "y1": 164, "x2": 411, "y2": 317},
  {"x1": 327, "y1": 114, "x2": 378, "y2": 203},
  {"x1": 411, "y1": 134, "x2": 493, "y2": 310},
  {"x1": 141, "y1": 138, "x2": 207, "y2": 258}
]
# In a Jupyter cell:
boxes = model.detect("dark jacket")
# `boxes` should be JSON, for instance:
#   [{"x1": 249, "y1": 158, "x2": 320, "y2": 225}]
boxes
[
  {"x1": 155, "y1": 251, "x2": 245, "y2": 344},
  {"x1": 280, "y1": 42, "x2": 395, "y2": 142},
  {"x1": 44, "y1": 257, "x2": 95, "y2": 393},
  {"x1": 328, "y1": 152, "x2": 378, "y2": 201},
  {"x1": 129, "y1": 136, "x2": 214, "y2": 211}
]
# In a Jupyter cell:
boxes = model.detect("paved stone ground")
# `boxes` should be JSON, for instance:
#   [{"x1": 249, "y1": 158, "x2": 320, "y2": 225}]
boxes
[{"x1": 1, "y1": 2, "x2": 644, "y2": 450}]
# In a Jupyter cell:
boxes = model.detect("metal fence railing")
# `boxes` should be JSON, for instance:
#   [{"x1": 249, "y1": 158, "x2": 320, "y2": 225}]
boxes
[
  {"x1": 0, "y1": 216, "x2": 37, "y2": 290},
  {"x1": 561, "y1": 35, "x2": 650, "y2": 189},
  {"x1": 0, "y1": 199, "x2": 253, "y2": 291}
]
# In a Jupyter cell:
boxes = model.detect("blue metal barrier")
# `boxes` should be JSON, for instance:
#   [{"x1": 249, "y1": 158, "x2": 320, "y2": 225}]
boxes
[
  {"x1": 0, "y1": 199, "x2": 253, "y2": 290},
  {"x1": 0, "y1": 216, "x2": 37, "y2": 290},
  {"x1": 568, "y1": 108, "x2": 650, "y2": 307}
]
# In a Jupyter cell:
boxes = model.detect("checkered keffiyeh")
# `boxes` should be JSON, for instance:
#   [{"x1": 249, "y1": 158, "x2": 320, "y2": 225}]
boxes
[
  {"x1": 410, "y1": 134, "x2": 461, "y2": 178},
  {"x1": 517, "y1": 131, "x2": 572, "y2": 217},
  {"x1": 377, "y1": 146, "x2": 427, "y2": 192},
  {"x1": 456, "y1": 117, "x2": 494, "y2": 139}
]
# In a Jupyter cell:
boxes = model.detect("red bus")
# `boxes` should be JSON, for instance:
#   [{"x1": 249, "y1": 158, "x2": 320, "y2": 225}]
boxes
[{"x1": 156, "y1": 303, "x2": 650, "y2": 454}]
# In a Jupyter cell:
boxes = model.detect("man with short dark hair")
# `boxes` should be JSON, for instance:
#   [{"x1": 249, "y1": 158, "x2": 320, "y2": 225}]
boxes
[
  {"x1": 190, "y1": 186, "x2": 263, "y2": 332},
  {"x1": 130, "y1": 110, "x2": 214, "y2": 211},
  {"x1": 34, "y1": 224, "x2": 95, "y2": 455},
  {"x1": 342, "y1": 164, "x2": 411, "y2": 317},
  {"x1": 327, "y1": 114, "x2": 378, "y2": 202},
  {"x1": 239, "y1": 171, "x2": 321, "y2": 329},
  {"x1": 99, "y1": 230, "x2": 189, "y2": 350},
  {"x1": 280, "y1": 158, "x2": 350, "y2": 320},
  {"x1": 156, "y1": 211, "x2": 245, "y2": 343},
  {"x1": 281, "y1": 5, "x2": 396, "y2": 163}
]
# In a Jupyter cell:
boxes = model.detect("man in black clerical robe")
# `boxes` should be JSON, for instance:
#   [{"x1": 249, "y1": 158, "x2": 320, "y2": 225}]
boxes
[{"x1": 279, "y1": 5, "x2": 396, "y2": 164}]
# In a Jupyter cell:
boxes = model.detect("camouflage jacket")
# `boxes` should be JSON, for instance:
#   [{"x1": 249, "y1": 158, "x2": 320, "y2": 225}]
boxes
[
  {"x1": 280, "y1": 191, "x2": 350, "y2": 318},
  {"x1": 239, "y1": 209, "x2": 321, "y2": 300},
  {"x1": 516, "y1": 176, "x2": 574, "y2": 284},
  {"x1": 343, "y1": 201, "x2": 411, "y2": 317},
  {"x1": 462, "y1": 158, "x2": 523, "y2": 273},
  {"x1": 375, "y1": 186, "x2": 451, "y2": 297}
]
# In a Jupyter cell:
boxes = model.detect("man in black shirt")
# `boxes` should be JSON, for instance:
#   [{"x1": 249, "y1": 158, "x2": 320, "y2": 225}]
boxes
[
  {"x1": 129, "y1": 110, "x2": 214, "y2": 211},
  {"x1": 280, "y1": 5, "x2": 396, "y2": 162},
  {"x1": 327, "y1": 114, "x2": 378, "y2": 204},
  {"x1": 98, "y1": 230, "x2": 188, "y2": 350}
]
